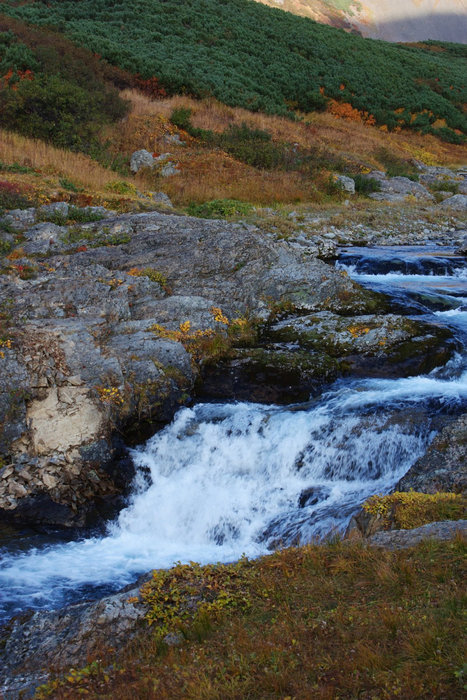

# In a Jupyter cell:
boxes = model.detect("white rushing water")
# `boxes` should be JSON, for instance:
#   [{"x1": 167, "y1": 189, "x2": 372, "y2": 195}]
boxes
[{"x1": 0, "y1": 245, "x2": 466, "y2": 620}]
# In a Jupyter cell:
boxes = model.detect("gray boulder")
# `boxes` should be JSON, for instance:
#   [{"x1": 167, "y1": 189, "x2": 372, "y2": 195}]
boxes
[
  {"x1": 368, "y1": 520, "x2": 467, "y2": 550},
  {"x1": 438, "y1": 194, "x2": 467, "y2": 210},
  {"x1": 335, "y1": 175, "x2": 355, "y2": 195},
  {"x1": 150, "y1": 191, "x2": 173, "y2": 207},
  {"x1": 367, "y1": 173, "x2": 435, "y2": 202},
  {"x1": 1, "y1": 208, "x2": 36, "y2": 231},
  {"x1": 38, "y1": 201, "x2": 69, "y2": 219},
  {"x1": 130, "y1": 149, "x2": 155, "y2": 174}
]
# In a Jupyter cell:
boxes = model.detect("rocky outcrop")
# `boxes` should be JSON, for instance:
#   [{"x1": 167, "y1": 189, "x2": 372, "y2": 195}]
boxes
[
  {"x1": 1, "y1": 208, "x2": 402, "y2": 525},
  {"x1": 438, "y1": 194, "x2": 467, "y2": 211},
  {"x1": 367, "y1": 519, "x2": 467, "y2": 550},
  {"x1": 130, "y1": 149, "x2": 154, "y2": 173},
  {"x1": 0, "y1": 582, "x2": 147, "y2": 699},
  {"x1": 397, "y1": 413, "x2": 467, "y2": 494},
  {"x1": 365, "y1": 171, "x2": 435, "y2": 203}
]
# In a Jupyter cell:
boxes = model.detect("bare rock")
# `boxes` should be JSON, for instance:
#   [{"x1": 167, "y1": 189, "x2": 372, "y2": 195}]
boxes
[
  {"x1": 367, "y1": 519, "x2": 467, "y2": 550},
  {"x1": 397, "y1": 413, "x2": 467, "y2": 494},
  {"x1": 438, "y1": 194, "x2": 467, "y2": 210},
  {"x1": 130, "y1": 149, "x2": 154, "y2": 174}
]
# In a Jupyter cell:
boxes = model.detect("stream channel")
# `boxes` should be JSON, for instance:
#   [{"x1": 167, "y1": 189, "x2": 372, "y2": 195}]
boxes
[{"x1": 0, "y1": 245, "x2": 466, "y2": 625}]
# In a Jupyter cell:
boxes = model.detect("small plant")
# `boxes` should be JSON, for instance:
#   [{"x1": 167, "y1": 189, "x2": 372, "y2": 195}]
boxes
[
  {"x1": 187, "y1": 199, "x2": 252, "y2": 219},
  {"x1": 96, "y1": 386, "x2": 124, "y2": 406},
  {"x1": 105, "y1": 180, "x2": 137, "y2": 195},
  {"x1": 353, "y1": 174, "x2": 382, "y2": 195},
  {"x1": 127, "y1": 267, "x2": 170, "y2": 292},
  {"x1": 0, "y1": 338, "x2": 12, "y2": 358},
  {"x1": 363, "y1": 491, "x2": 466, "y2": 530},
  {"x1": 0, "y1": 180, "x2": 33, "y2": 211},
  {"x1": 0, "y1": 160, "x2": 35, "y2": 174},
  {"x1": 374, "y1": 148, "x2": 419, "y2": 180},
  {"x1": 140, "y1": 559, "x2": 255, "y2": 641},
  {"x1": 59, "y1": 177, "x2": 82, "y2": 193}
]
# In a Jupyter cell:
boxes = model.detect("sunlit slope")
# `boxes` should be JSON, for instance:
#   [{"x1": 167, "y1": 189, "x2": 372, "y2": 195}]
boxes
[{"x1": 255, "y1": 0, "x2": 467, "y2": 43}]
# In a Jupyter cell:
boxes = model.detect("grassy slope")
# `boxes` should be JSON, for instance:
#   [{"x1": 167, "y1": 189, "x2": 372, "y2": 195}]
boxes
[
  {"x1": 1, "y1": 0, "x2": 466, "y2": 138},
  {"x1": 36, "y1": 536, "x2": 466, "y2": 699}
]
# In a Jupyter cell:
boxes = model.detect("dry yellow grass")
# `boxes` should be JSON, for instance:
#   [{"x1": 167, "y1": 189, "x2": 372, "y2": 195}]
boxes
[
  {"x1": 0, "y1": 129, "x2": 136, "y2": 193},
  {"x1": 3, "y1": 90, "x2": 466, "y2": 211},
  {"x1": 120, "y1": 89, "x2": 467, "y2": 170}
]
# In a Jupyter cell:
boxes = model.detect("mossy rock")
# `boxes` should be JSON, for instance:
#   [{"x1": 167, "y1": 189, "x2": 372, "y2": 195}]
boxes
[{"x1": 198, "y1": 347, "x2": 342, "y2": 404}]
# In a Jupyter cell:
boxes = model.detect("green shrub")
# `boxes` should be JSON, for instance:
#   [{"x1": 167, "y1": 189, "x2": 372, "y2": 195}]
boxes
[
  {"x1": 217, "y1": 123, "x2": 287, "y2": 170},
  {"x1": 187, "y1": 199, "x2": 253, "y2": 219},
  {"x1": 2, "y1": 0, "x2": 466, "y2": 138},
  {"x1": 353, "y1": 174, "x2": 382, "y2": 195},
  {"x1": 375, "y1": 148, "x2": 419, "y2": 180},
  {"x1": 59, "y1": 177, "x2": 82, "y2": 193},
  {"x1": 0, "y1": 161, "x2": 35, "y2": 174}
]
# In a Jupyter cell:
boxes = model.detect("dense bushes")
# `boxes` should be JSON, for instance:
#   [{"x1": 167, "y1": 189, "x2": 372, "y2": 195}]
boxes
[
  {"x1": 0, "y1": 16, "x2": 129, "y2": 151},
  {"x1": 1, "y1": 0, "x2": 466, "y2": 139}
]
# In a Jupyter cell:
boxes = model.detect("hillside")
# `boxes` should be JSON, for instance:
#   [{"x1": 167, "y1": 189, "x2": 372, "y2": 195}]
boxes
[
  {"x1": 1, "y1": 0, "x2": 466, "y2": 143},
  {"x1": 256, "y1": 0, "x2": 467, "y2": 44}
]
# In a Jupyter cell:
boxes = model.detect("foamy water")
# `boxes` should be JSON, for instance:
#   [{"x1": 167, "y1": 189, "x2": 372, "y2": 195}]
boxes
[{"x1": 1, "y1": 245, "x2": 466, "y2": 621}]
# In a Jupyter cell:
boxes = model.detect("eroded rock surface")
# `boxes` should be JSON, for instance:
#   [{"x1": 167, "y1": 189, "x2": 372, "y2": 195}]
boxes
[
  {"x1": 0, "y1": 209, "x2": 459, "y2": 525},
  {"x1": 0, "y1": 209, "x2": 395, "y2": 525},
  {"x1": 397, "y1": 413, "x2": 467, "y2": 494}
]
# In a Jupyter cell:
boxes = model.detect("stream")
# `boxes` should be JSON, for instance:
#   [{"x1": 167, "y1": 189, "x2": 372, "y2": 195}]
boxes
[{"x1": 0, "y1": 245, "x2": 466, "y2": 624}]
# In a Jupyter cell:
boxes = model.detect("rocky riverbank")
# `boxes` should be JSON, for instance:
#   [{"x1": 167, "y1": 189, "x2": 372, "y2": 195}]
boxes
[{"x1": 0, "y1": 205, "x2": 459, "y2": 527}]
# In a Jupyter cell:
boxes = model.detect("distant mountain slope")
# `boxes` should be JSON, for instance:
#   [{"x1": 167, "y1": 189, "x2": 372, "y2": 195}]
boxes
[
  {"x1": 256, "y1": 0, "x2": 467, "y2": 44},
  {"x1": 1, "y1": 0, "x2": 466, "y2": 141}
]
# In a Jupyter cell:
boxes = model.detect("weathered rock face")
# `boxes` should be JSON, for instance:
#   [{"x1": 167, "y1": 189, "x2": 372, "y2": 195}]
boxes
[
  {"x1": 365, "y1": 171, "x2": 435, "y2": 203},
  {"x1": 0, "y1": 208, "x2": 459, "y2": 525},
  {"x1": 397, "y1": 413, "x2": 467, "y2": 495},
  {"x1": 0, "y1": 583, "x2": 147, "y2": 699},
  {"x1": 438, "y1": 194, "x2": 467, "y2": 211},
  {"x1": 0, "y1": 209, "x2": 394, "y2": 526},
  {"x1": 129, "y1": 149, "x2": 154, "y2": 173}
]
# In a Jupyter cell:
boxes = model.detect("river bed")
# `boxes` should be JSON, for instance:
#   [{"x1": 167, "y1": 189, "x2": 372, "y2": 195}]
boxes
[{"x1": 0, "y1": 245, "x2": 466, "y2": 623}]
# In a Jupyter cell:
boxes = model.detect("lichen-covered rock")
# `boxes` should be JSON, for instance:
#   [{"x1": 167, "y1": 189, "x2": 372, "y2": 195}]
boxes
[
  {"x1": 367, "y1": 519, "x2": 467, "y2": 550},
  {"x1": 130, "y1": 149, "x2": 154, "y2": 173},
  {"x1": 268, "y1": 311, "x2": 455, "y2": 377},
  {"x1": 397, "y1": 413, "x2": 467, "y2": 494},
  {"x1": 366, "y1": 172, "x2": 435, "y2": 202},
  {"x1": 335, "y1": 175, "x2": 355, "y2": 194},
  {"x1": 0, "y1": 583, "x2": 146, "y2": 698},
  {"x1": 438, "y1": 194, "x2": 467, "y2": 210},
  {"x1": 0, "y1": 210, "x2": 384, "y2": 525}
]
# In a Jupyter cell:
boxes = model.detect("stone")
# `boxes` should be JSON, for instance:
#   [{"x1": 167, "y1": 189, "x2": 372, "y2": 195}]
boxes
[
  {"x1": 335, "y1": 175, "x2": 355, "y2": 195},
  {"x1": 39, "y1": 201, "x2": 69, "y2": 219},
  {"x1": 22, "y1": 222, "x2": 67, "y2": 255},
  {"x1": 130, "y1": 149, "x2": 155, "y2": 174},
  {"x1": 438, "y1": 194, "x2": 467, "y2": 210},
  {"x1": 367, "y1": 174, "x2": 435, "y2": 202},
  {"x1": 397, "y1": 413, "x2": 467, "y2": 494},
  {"x1": 150, "y1": 191, "x2": 173, "y2": 208},
  {"x1": 2, "y1": 208, "x2": 36, "y2": 231},
  {"x1": 160, "y1": 162, "x2": 179, "y2": 177},
  {"x1": 161, "y1": 133, "x2": 186, "y2": 146},
  {"x1": 367, "y1": 520, "x2": 467, "y2": 550}
]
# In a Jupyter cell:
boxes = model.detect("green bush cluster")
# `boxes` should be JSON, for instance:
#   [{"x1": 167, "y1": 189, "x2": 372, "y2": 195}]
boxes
[
  {"x1": 1, "y1": 0, "x2": 465, "y2": 140},
  {"x1": 353, "y1": 174, "x2": 382, "y2": 195},
  {"x1": 0, "y1": 15, "x2": 129, "y2": 152},
  {"x1": 187, "y1": 198, "x2": 253, "y2": 219}
]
